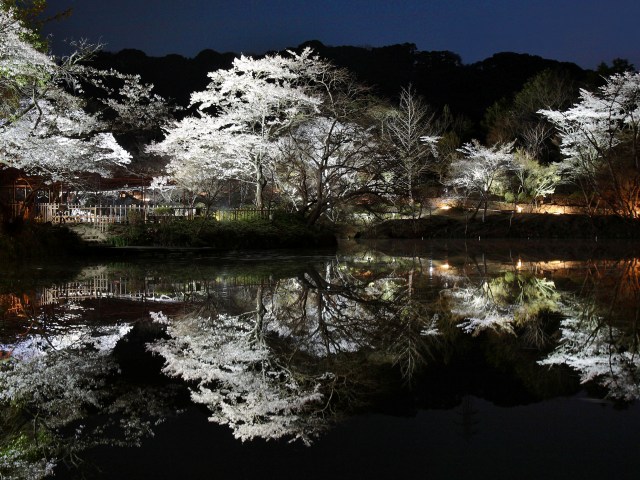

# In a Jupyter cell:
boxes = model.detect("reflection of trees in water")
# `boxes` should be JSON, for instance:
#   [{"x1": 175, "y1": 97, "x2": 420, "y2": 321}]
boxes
[
  {"x1": 371, "y1": 265, "x2": 445, "y2": 386},
  {"x1": 4, "y1": 250, "x2": 640, "y2": 472},
  {"x1": 266, "y1": 258, "x2": 446, "y2": 384},
  {"x1": 577, "y1": 258, "x2": 640, "y2": 328},
  {"x1": 0, "y1": 307, "x2": 178, "y2": 480},
  {"x1": 456, "y1": 396, "x2": 480, "y2": 441},
  {"x1": 147, "y1": 257, "x2": 453, "y2": 443},
  {"x1": 153, "y1": 253, "x2": 640, "y2": 444},
  {"x1": 1, "y1": 348, "x2": 116, "y2": 479},
  {"x1": 539, "y1": 310, "x2": 640, "y2": 401},
  {"x1": 265, "y1": 262, "x2": 383, "y2": 356},
  {"x1": 443, "y1": 267, "x2": 562, "y2": 349},
  {"x1": 539, "y1": 258, "x2": 640, "y2": 401},
  {"x1": 148, "y1": 310, "x2": 327, "y2": 445}
]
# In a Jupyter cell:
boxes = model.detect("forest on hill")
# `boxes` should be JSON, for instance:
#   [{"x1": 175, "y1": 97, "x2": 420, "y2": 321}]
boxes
[{"x1": 88, "y1": 40, "x2": 627, "y2": 138}]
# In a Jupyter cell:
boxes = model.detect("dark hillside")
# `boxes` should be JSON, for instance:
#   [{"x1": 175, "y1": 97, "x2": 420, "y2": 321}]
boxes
[
  {"x1": 90, "y1": 48, "x2": 236, "y2": 105},
  {"x1": 89, "y1": 41, "x2": 590, "y2": 130}
]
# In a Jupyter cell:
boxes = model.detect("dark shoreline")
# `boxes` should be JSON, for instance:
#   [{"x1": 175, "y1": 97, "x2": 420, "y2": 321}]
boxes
[
  {"x1": 352, "y1": 237, "x2": 640, "y2": 263},
  {"x1": 356, "y1": 213, "x2": 640, "y2": 240},
  {"x1": 0, "y1": 215, "x2": 338, "y2": 261},
  {"x1": 4, "y1": 213, "x2": 640, "y2": 263}
]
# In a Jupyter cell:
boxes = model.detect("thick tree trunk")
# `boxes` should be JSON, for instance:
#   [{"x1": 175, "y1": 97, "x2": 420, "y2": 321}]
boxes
[
  {"x1": 255, "y1": 183, "x2": 263, "y2": 209},
  {"x1": 306, "y1": 203, "x2": 324, "y2": 226},
  {"x1": 306, "y1": 170, "x2": 325, "y2": 225},
  {"x1": 251, "y1": 284, "x2": 266, "y2": 346},
  {"x1": 469, "y1": 199, "x2": 482, "y2": 222},
  {"x1": 255, "y1": 163, "x2": 265, "y2": 209}
]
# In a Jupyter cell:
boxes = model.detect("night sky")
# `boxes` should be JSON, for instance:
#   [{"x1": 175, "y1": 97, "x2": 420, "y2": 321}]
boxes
[{"x1": 43, "y1": 0, "x2": 640, "y2": 69}]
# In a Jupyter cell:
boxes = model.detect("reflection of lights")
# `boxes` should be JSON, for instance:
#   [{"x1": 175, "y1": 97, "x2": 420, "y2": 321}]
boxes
[
  {"x1": 516, "y1": 259, "x2": 522, "y2": 269},
  {"x1": 516, "y1": 206, "x2": 523, "y2": 213}
]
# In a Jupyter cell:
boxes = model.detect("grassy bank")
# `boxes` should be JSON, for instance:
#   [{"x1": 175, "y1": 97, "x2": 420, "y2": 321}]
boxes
[
  {"x1": 0, "y1": 223, "x2": 87, "y2": 262},
  {"x1": 109, "y1": 212, "x2": 337, "y2": 249},
  {"x1": 357, "y1": 213, "x2": 640, "y2": 239}
]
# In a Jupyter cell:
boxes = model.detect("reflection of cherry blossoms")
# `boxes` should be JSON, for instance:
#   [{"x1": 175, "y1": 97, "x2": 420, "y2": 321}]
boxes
[
  {"x1": 265, "y1": 276, "x2": 375, "y2": 357},
  {"x1": 0, "y1": 323, "x2": 130, "y2": 479},
  {"x1": 0, "y1": 349, "x2": 116, "y2": 479},
  {"x1": 446, "y1": 281, "x2": 517, "y2": 336},
  {"x1": 265, "y1": 261, "x2": 444, "y2": 385},
  {"x1": 0, "y1": 317, "x2": 177, "y2": 480},
  {"x1": 147, "y1": 311, "x2": 326, "y2": 444},
  {"x1": 539, "y1": 312, "x2": 640, "y2": 401},
  {"x1": 445, "y1": 273, "x2": 561, "y2": 342}
]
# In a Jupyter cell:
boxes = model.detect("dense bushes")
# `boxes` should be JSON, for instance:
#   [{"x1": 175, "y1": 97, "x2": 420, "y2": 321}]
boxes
[{"x1": 109, "y1": 212, "x2": 337, "y2": 249}]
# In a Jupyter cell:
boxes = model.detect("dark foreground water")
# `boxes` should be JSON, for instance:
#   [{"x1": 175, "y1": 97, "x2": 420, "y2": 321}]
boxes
[{"x1": 1, "y1": 240, "x2": 640, "y2": 480}]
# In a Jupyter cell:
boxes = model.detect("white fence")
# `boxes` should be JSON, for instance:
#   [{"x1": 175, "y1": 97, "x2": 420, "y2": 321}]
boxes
[
  {"x1": 13, "y1": 203, "x2": 272, "y2": 230},
  {"x1": 36, "y1": 204, "x2": 154, "y2": 224}
]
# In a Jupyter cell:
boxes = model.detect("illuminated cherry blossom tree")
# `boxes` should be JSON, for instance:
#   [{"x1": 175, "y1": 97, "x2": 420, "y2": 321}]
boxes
[
  {"x1": 0, "y1": 96, "x2": 132, "y2": 180},
  {"x1": 0, "y1": 8, "x2": 131, "y2": 221},
  {"x1": 273, "y1": 60, "x2": 385, "y2": 224},
  {"x1": 446, "y1": 140, "x2": 516, "y2": 222},
  {"x1": 1, "y1": 7, "x2": 170, "y2": 221},
  {"x1": 539, "y1": 72, "x2": 640, "y2": 217},
  {"x1": 151, "y1": 48, "x2": 385, "y2": 220},
  {"x1": 275, "y1": 116, "x2": 376, "y2": 224},
  {"x1": 150, "y1": 49, "x2": 322, "y2": 208}
]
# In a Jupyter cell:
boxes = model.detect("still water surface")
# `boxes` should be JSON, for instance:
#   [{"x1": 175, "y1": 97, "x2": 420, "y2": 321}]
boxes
[{"x1": 1, "y1": 240, "x2": 639, "y2": 479}]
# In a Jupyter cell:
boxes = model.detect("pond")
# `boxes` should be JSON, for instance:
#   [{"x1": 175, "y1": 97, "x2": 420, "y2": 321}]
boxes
[{"x1": 1, "y1": 239, "x2": 640, "y2": 480}]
